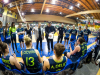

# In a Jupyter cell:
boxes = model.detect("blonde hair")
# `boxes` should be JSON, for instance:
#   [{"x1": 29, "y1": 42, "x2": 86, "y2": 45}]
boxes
[
  {"x1": 0, "y1": 21, "x2": 2, "y2": 27},
  {"x1": 18, "y1": 23, "x2": 22, "y2": 28},
  {"x1": 24, "y1": 35, "x2": 32, "y2": 46},
  {"x1": 27, "y1": 23, "x2": 30, "y2": 29},
  {"x1": 5, "y1": 23, "x2": 9, "y2": 32}
]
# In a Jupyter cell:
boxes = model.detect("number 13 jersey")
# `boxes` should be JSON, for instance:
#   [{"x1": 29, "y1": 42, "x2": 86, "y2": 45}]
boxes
[{"x1": 22, "y1": 49, "x2": 41, "y2": 73}]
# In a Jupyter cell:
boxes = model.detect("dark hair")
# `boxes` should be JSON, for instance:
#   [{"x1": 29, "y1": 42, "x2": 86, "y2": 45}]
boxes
[
  {"x1": 78, "y1": 37, "x2": 85, "y2": 44},
  {"x1": 0, "y1": 42, "x2": 7, "y2": 53},
  {"x1": 85, "y1": 25, "x2": 88, "y2": 27},
  {"x1": 54, "y1": 43, "x2": 65, "y2": 57},
  {"x1": 11, "y1": 22, "x2": 15, "y2": 28},
  {"x1": 79, "y1": 26, "x2": 81, "y2": 29}
]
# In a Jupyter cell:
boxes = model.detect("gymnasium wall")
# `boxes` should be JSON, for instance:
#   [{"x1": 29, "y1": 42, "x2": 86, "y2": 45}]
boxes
[
  {"x1": 17, "y1": 14, "x2": 76, "y2": 24},
  {"x1": 0, "y1": 3, "x2": 17, "y2": 26}
]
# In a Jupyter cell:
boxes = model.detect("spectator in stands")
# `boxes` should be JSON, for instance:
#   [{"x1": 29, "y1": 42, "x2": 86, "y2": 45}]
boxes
[
  {"x1": 64, "y1": 25, "x2": 70, "y2": 49},
  {"x1": 94, "y1": 28, "x2": 100, "y2": 61},
  {"x1": 65, "y1": 37, "x2": 87, "y2": 62},
  {"x1": 17, "y1": 23, "x2": 25, "y2": 50},
  {"x1": 57, "y1": 24, "x2": 65, "y2": 43},
  {"x1": 4, "y1": 23, "x2": 12, "y2": 55},
  {"x1": 83, "y1": 25, "x2": 91, "y2": 43},
  {"x1": 70, "y1": 25, "x2": 77, "y2": 42},
  {"x1": 0, "y1": 21, "x2": 5, "y2": 42},
  {"x1": 0, "y1": 42, "x2": 21, "y2": 70},
  {"x1": 43, "y1": 43, "x2": 67, "y2": 72},
  {"x1": 24, "y1": 23, "x2": 33, "y2": 39},
  {"x1": 45, "y1": 22, "x2": 55, "y2": 52},
  {"x1": 21, "y1": 35, "x2": 42, "y2": 73}
]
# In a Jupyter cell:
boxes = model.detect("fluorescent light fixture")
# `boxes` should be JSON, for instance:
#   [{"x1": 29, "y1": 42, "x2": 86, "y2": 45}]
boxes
[
  {"x1": 4, "y1": 0, "x2": 9, "y2": 3},
  {"x1": 69, "y1": 6, "x2": 73, "y2": 10},
  {"x1": 46, "y1": 9, "x2": 49, "y2": 12},
  {"x1": 77, "y1": 3, "x2": 80, "y2": 7},
  {"x1": 60, "y1": 12, "x2": 62, "y2": 14},
  {"x1": 96, "y1": 0, "x2": 99, "y2": 2},
  {"x1": 28, "y1": 0, "x2": 33, "y2": 3},
  {"x1": 22, "y1": 13, "x2": 24, "y2": 15},
  {"x1": 52, "y1": 0, "x2": 56, "y2": 4},
  {"x1": 31, "y1": 9, "x2": 35, "y2": 12}
]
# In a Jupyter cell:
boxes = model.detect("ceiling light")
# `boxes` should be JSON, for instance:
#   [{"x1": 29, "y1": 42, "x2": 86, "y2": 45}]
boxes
[
  {"x1": 46, "y1": 9, "x2": 49, "y2": 12},
  {"x1": 4, "y1": 0, "x2": 9, "y2": 3},
  {"x1": 28, "y1": 0, "x2": 33, "y2": 3},
  {"x1": 77, "y1": 3, "x2": 80, "y2": 7},
  {"x1": 69, "y1": 6, "x2": 73, "y2": 10},
  {"x1": 60, "y1": 12, "x2": 62, "y2": 14},
  {"x1": 22, "y1": 13, "x2": 24, "y2": 15},
  {"x1": 9, "y1": 11, "x2": 11, "y2": 13},
  {"x1": 76, "y1": 17, "x2": 78, "y2": 19},
  {"x1": 52, "y1": 0, "x2": 56, "y2": 4},
  {"x1": 92, "y1": 17, "x2": 94, "y2": 19},
  {"x1": 31, "y1": 9, "x2": 35, "y2": 12},
  {"x1": 96, "y1": 0, "x2": 99, "y2": 2}
]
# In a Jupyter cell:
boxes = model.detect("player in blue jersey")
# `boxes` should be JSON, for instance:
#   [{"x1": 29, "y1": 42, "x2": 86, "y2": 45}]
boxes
[
  {"x1": 70, "y1": 25, "x2": 77, "y2": 42},
  {"x1": 4, "y1": 23, "x2": 12, "y2": 55},
  {"x1": 65, "y1": 37, "x2": 87, "y2": 62},
  {"x1": 77, "y1": 26, "x2": 83, "y2": 39},
  {"x1": 0, "y1": 21, "x2": 5, "y2": 42},
  {"x1": 0, "y1": 42, "x2": 21, "y2": 70},
  {"x1": 17, "y1": 23, "x2": 25, "y2": 49},
  {"x1": 83, "y1": 25, "x2": 91, "y2": 43},
  {"x1": 43, "y1": 43, "x2": 67, "y2": 72},
  {"x1": 21, "y1": 35, "x2": 42, "y2": 73},
  {"x1": 64, "y1": 25, "x2": 70, "y2": 49}
]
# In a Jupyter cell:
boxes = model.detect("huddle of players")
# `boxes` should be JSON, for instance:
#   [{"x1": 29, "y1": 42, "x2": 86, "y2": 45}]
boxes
[
  {"x1": 57, "y1": 24, "x2": 91, "y2": 49},
  {"x1": 0, "y1": 21, "x2": 90, "y2": 73}
]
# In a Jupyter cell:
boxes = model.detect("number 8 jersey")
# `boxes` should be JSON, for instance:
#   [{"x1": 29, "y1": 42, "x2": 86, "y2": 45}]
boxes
[{"x1": 22, "y1": 49, "x2": 41, "y2": 73}]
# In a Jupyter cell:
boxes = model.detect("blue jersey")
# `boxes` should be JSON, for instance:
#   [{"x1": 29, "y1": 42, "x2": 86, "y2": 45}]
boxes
[
  {"x1": 17, "y1": 28, "x2": 24, "y2": 39},
  {"x1": 77, "y1": 30, "x2": 83, "y2": 39},
  {"x1": 5, "y1": 28, "x2": 11, "y2": 40},
  {"x1": 0, "y1": 27, "x2": 5, "y2": 42},
  {"x1": 48, "y1": 56, "x2": 66, "y2": 72},
  {"x1": 22, "y1": 49, "x2": 41, "y2": 73},
  {"x1": 83, "y1": 29, "x2": 91, "y2": 42},
  {"x1": 83, "y1": 29, "x2": 91, "y2": 37},
  {"x1": 2, "y1": 55, "x2": 16, "y2": 70},
  {"x1": 64, "y1": 29, "x2": 70, "y2": 38},
  {"x1": 70, "y1": 29, "x2": 77, "y2": 40}
]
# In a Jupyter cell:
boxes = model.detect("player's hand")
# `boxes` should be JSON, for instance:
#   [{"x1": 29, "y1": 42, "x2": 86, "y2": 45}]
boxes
[
  {"x1": 13, "y1": 54, "x2": 16, "y2": 58},
  {"x1": 49, "y1": 34, "x2": 51, "y2": 37},
  {"x1": 43, "y1": 56, "x2": 46, "y2": 61},
  {"x1": 69, "y1": 44, "x2": 71, "y2": 48}
]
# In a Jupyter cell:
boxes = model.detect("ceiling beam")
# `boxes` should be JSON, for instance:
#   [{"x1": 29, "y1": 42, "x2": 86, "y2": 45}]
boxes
[
  {"x1": 40, "y1": 0, "x2": 47, "y2": 14},
  {"x1": 65, "y1": 10, "x2": 100, "y2": 18},
  {"x1": 74, "y1": 0, "x2": 98, "y2": 19}
]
